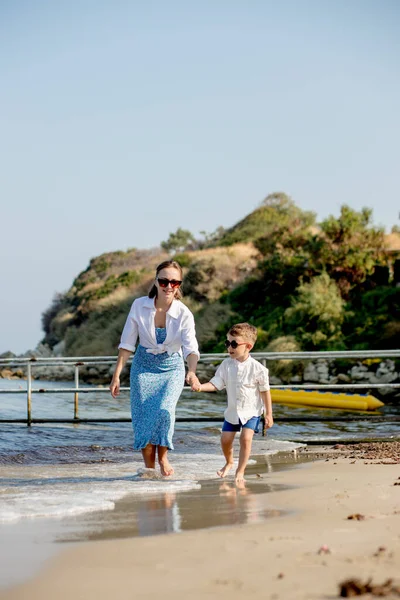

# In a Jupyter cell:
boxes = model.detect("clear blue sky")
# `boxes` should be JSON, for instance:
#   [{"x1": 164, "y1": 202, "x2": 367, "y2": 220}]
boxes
[{"x1": 1, "y1": 0, "x2": 399, "y2": 354}]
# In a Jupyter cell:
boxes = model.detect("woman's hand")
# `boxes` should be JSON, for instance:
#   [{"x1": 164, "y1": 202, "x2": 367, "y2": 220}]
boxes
[
  {"x1": 191, "y1": 381, "x2": 202, "y2": 392},
  {"x1": 186, "y1": 371, "x2": 199, "y2": 388},
  {"x1": 110, "y1": 350, "x2": 131, "y2": 398},
  {"x1": 110, "y1": 376, "x2": 121, "y2": 398}
]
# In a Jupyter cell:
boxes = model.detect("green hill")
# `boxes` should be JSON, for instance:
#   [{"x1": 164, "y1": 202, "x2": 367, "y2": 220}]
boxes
[{"x1": 41, "y1": 193, "x2": 400, "y2": 356}]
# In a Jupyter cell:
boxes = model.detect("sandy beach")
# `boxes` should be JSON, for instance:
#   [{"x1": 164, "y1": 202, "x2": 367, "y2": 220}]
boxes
[{"x1": 1, "y1": 445, "x2": 399, "y2": 600}]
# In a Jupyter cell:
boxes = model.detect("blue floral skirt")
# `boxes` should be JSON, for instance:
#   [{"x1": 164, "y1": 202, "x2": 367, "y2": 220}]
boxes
[{"x1": 130, "y1": 328, "x2": 185, "y2": 450}]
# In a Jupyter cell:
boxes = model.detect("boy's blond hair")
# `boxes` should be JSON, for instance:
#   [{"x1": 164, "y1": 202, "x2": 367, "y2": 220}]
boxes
[{"x1": 228, "y1": 322, "x2": 258, "y2": 345}]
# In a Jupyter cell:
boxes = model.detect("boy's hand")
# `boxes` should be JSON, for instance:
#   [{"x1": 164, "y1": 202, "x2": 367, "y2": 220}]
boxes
[
  {"x1": 191, "y1": 380, "x2": 202, "y2": 392},
  {"x1": 264, "y1": 414, "x2": 274, "y2": 429}
]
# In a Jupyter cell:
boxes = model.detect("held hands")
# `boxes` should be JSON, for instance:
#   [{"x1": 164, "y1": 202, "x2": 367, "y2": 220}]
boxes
[
  {"x1": 191, "y1": 381, "x2": 202, "y2": 392},
  {"x1": 186, "y1": 371, "x2": 201, "y2": 391},
  {"x1": 109, "y1": 376, "x2": 120, "y2": 398}
]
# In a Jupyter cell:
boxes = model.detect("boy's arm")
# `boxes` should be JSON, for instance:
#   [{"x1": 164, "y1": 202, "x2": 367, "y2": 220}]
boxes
[
  {"x1": 261, "y1": 390, "x2": 273, "y2": 428},
  {"x1": 191, "y1": 359, "x2": 227, "y2": 393},
  {"x1": 194, "y1": 382, "x2": 218, "y2": 392}
]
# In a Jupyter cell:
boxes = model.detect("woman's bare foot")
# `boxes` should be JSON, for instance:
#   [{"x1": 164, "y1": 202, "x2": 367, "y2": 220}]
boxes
[
  {"x1": 235, "y1": 470, "x2": 245, "y2": 484},
  {"x1": 217, "y1": 462, "x2": 234, "y2": 478},
  {"x1": 159, "y1": 459, "x2": 174, "y2": 477}
]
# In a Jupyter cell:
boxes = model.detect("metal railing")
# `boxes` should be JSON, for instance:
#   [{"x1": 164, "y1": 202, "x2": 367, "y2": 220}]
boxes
[{"x1": 1, "y1": 350, "x2": 399, "y2": 426}]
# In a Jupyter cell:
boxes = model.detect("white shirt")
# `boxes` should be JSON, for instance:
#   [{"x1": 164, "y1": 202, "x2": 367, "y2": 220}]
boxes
[
  {"x1": 210, "y1": 356, "x2": 270, "y2": 425},
  {"x1": 118, "y1": 296, "x2": 200, "y2": 359}
]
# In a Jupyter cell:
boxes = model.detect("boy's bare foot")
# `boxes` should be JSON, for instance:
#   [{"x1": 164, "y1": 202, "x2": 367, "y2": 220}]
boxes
[
  {"x1": 159, "y1": 459, "x2": 174, "y2": 477},
  {"x1": 235, "y1": 470, "x2": 245, "y2": 484},
  {"x1": 217, "y1": 462, "x2": 234, "y2": 478}
]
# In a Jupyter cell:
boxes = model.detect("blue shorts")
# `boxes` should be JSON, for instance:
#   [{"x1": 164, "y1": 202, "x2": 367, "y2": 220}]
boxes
[{"x1": 222, "y1": 416, "x2": 260, "y2": 433}]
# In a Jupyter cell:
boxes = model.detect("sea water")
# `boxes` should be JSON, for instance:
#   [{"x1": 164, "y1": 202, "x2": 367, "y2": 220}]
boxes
[{"x1": 0, "y1": 377, "x2": 398, "y2": 525}]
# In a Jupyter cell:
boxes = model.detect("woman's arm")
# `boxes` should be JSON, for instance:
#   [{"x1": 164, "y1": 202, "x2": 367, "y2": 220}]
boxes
[
  {"x1": 185, "y1": 352, "x2": 199, "y2": 386},
  {"x1": 181, "y1": 311, "x2": 200, "y2": 380},
  {"x1": 110, "y1": 348, "x2": 132, "y2": 398}
]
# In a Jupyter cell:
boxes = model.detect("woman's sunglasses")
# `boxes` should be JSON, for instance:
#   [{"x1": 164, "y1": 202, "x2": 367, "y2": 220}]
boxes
[
  {"x1": 224, "y1": 340, "x2": 248, "y2": 349},
  {"x1": 157, "y1": 277, "x2": 182, "y2": 289}
]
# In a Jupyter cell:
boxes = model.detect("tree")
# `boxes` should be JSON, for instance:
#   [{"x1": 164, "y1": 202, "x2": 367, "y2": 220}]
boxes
[
  {"x1": 199, "y1": 226, "x2": 226, "y2": 248},
  {"x1": 317, "y1": 205, "x2": 386, "y2": 297},
  {"x1": 41, "y1": 293, "x2": 66, "y2": 338},
  {"x1": 161, "y1": 228, "x2": 195, "y2": 254},
  {"x1": 342, "y1": 286, "x2": 400, "y2": 349},
  {"x1": 219, "y1": 192, "x2": 316, "y2": 247},
  {"x1": 284, "y1": 273, "x2": 345, "y2": 349}
]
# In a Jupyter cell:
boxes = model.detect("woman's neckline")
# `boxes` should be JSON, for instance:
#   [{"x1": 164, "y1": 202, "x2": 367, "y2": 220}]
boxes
[{"x1": 153, "y1": 297, "x2": 174, "y2": 313}]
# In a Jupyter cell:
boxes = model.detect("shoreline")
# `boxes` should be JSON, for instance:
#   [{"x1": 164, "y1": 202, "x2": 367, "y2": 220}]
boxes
[
  {"x1": 1, "y1": 443, "x2": 399, "y2": 599},
  {"x1": 0, "y1": 446, "x2": 310, "y2": 589}
]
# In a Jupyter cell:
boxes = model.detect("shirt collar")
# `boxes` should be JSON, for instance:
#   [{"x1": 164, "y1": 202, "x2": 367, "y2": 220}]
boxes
[
  {"x1": 231, "y1": 355, "x2": 252, "y2": 368},
  {"x1": 143, "y1": 296, "x2": 180, "y2": 319}
]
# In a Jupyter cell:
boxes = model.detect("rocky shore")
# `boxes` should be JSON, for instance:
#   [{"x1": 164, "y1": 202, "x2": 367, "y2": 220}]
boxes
[{"x1": 301, "y1": 441, "x2": 400, "y2": 463}]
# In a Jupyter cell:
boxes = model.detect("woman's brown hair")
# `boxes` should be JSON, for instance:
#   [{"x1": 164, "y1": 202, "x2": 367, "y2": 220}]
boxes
[{"x1": 148, "y1": 260, "x2": 183, "y2": 300}]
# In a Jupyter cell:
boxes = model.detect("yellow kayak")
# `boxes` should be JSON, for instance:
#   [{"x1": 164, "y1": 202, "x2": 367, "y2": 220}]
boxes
[{"x1": 272, "y1": 389, "x2": 384, "y2": 411}]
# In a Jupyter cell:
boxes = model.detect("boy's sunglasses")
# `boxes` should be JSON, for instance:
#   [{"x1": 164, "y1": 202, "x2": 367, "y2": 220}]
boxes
[
  {"x1": 157, "y1": 277, "x2": 182, "y2": 289},
  {"x1": 224, "y1": 340, "x2": 248, "y2": 349}
]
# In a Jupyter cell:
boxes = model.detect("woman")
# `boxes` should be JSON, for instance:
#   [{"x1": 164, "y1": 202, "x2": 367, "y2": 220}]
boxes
[{"x1": 110, "y1": 260, "x2": 200, "y2": 476}]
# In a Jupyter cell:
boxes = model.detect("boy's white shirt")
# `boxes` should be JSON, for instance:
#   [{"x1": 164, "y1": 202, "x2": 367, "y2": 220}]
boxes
[
  {"x1": 210, "y1": 356, "x2": 270, "y2": 425},
  {"x1": 118, "y1": 296, "x2": 200, "y2": 359}
]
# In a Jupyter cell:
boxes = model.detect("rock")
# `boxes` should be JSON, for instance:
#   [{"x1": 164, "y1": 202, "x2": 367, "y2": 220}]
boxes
[
  {"x1": 378, "y1": 386, "x2": 399, "y2": 397},
  {"x1": 33, "y1": 343, "x2": 53, "y2": 358},
  {"x1": 351, "y1": 363, "x2": 368, "y2": 373},
  {"x1": 377, "y1": 360, "x2": 395, "y2": 376},
  {"x1": 87, "y1": 367, "x2": 100, "y2": 377},
  {"x1": 0, "y1": 368, "x2": 14, "y2": 379},
  {"x1": 376, "y1": 372, "x2": 398, "y2": 383},
  {"x1": 303, "y1": 363, "x2": 319, "y2": 383},
  {"x1": 350, "y1": 369, "x2": 376, "y2": 381},
  {"x1": 337, "y1": 373, "x2": 351, "y2": 383},
  {"x1": 339, "y1": 577, "x2": 399, "y2": 597},
  {"x1": 7, "y1": 368, "x2": 25, "y2": 379},
  {"x1": 0, "y1": 351, "x2": 16, "y2": 359},
  {"x1": 53, "y1": 340, "x2": 66, "y2": 356}
]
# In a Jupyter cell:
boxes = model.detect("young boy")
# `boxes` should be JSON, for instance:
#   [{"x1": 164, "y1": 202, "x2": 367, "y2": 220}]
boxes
[{"x1": 191, "y1": 323, "x2": 273, "y2": 483}]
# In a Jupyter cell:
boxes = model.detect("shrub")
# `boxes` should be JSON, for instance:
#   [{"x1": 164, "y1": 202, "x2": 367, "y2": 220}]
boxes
[
  {"x1": 173, "y1": 253, "x2": 193, "y2": 268},
  {"x1": 263, "y1": 336, "x2": 303, "y2": 382},
  {"x1": 218, "y1": 192, "x2": 316, "y2": 247},
  {"x1": 284, "y1": 273, "x2": 345, "y2": 349}
]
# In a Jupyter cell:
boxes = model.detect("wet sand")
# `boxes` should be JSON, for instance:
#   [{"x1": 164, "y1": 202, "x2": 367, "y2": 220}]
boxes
[
  {"x1": 1, "y1": 443, "x2": 399, "y2": 599},
  {"x1": 0, "y1": 450, "x2": 309, "y2": 590},
  {"x1": 55, "y1": 451, "x2": 312, "y2": 543}
]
